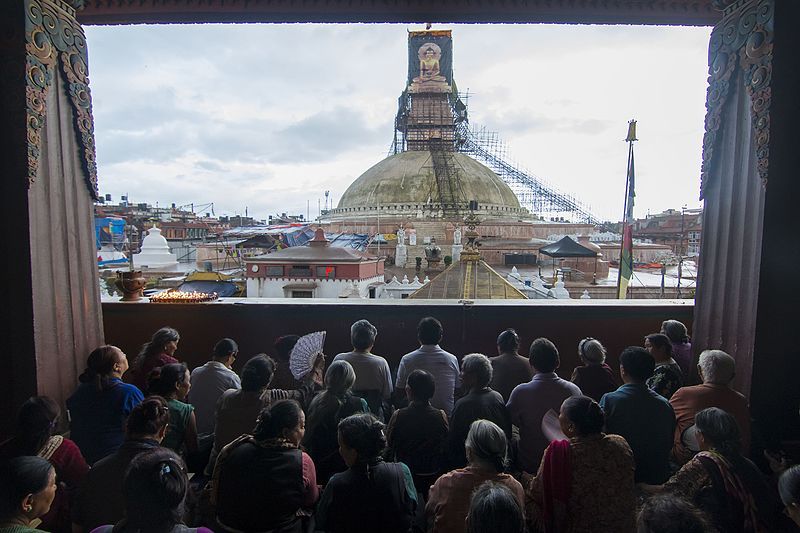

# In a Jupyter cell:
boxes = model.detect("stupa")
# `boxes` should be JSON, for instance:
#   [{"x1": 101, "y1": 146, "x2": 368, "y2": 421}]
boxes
[
  {"x1": 133, "y1": 227, "x2": 179, "y2": 271},
  {"x1": 320, "y1": 29, "x2": 596, "y2": 268}
]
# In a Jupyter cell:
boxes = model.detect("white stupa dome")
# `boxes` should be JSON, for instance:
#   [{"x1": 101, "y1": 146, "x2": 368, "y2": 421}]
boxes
[{"x1": 133, "y1": 227, "x2": 179, "y2": 270}]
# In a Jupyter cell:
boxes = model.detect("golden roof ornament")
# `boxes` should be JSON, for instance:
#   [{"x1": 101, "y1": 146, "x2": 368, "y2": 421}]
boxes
[{"x1": 460, "y1": 211, "x2": 481, "y2": 261}]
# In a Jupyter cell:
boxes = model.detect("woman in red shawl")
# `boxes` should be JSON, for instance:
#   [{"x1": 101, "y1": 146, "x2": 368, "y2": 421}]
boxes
[
  {"x1": 0, "y1": 396, "x2": 88, "y2": 532},
  {"x1": 127, "y1": 327, "x2": 180, "y2": 392},
  {"x1": 527, "y1": 395, "x2": 636, "y2": 533}
]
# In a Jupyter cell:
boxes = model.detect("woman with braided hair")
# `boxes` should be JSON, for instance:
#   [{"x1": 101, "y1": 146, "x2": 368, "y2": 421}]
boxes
[
  {"x1": 72, "y1": 396, "x2": 170, "y2": 532},
  {"x1": 316, "y1": 413, "x2": 417, "y2": 533},
  {"x1": 426, "y1": 419, "x2": 524, "y2": 533},
  {"x1": 212, "y1": 399, "x2": 318, "y2": 533},
  {"x1": 91, "y1": 448, "x2": 211, "y2": 533},
  {"x1": 302, "y1": 360, "x2": 368, "y2": 484}
]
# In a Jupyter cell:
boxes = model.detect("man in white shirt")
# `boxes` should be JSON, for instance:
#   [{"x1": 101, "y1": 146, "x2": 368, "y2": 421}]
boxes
[
  {"x1": 189, "y1": 338, "x2": 241, "y2": 437},
  {"x1": 333, "y1": 319, "x2": 393, "y2": 419},
  {"x1": 396, "y1": 317, "x2": 460, "y2": 417}
]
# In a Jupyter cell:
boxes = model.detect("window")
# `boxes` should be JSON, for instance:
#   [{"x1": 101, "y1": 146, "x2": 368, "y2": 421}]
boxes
[
  {"x1": 289, "y1": 265, "x2": 312, "y2": 277},
  {"x1": 266, "y1": 266, "x2": 284, "y2": 276},
  {"x1": 316, "y1": 266, "x2": 335, "y2": 279},
  {"x1": 291, "y1": 290, "x2": 313, "y2": 298}
]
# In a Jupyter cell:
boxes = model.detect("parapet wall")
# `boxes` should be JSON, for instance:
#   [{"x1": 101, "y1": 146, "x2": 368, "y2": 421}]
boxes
[{"x1": 102, "y1": 299, "x2": 694, "y2": 381}]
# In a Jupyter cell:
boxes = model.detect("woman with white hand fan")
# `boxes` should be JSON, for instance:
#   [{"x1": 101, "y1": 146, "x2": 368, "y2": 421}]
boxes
[{"x1": 302, "y1": 360, "x2": 369, "y2": 484}]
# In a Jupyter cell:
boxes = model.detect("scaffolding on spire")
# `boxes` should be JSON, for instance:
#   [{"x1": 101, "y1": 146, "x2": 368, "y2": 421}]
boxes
[{"x1": 392, "y1": 29, "x2": 598, "y2": 224}]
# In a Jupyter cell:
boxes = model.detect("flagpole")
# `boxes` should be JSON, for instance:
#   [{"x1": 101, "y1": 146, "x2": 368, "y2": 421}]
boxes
[
  {"x1": 616, "y1": 141, "x2": 633, "y2": 293},
  {"x1": 617, "y1": 120, "x2": 637, "y2": 299}
]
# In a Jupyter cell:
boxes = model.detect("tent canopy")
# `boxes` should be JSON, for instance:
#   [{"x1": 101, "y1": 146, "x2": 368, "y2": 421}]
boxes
[{"x1": 538, "y1": 236, "x2": 598, "y2": 258}]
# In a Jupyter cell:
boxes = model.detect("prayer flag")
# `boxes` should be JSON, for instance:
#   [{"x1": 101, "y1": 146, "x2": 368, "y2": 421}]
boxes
[{"x1": 618, "y1": 121, "x2": 637, "y2": 299}]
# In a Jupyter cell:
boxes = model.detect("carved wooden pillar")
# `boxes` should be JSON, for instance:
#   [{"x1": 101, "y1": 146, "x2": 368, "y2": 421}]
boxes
[
  {"x1": 0, "y1": 0, "x2": 103, "y2": 436},
  {"x1": 694, "y1": 0, "x2": 800, "y2": 442}
]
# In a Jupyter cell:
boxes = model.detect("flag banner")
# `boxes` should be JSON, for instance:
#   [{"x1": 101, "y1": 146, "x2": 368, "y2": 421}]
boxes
[
  {"x1": 618, "y1": 223, "x2": 633, "y2": 298},
  {"x1": 618, "y1": 122, "x2": 636, "y2": 299}
]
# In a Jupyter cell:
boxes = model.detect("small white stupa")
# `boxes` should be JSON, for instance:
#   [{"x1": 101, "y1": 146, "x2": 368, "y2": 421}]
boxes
[{"x1": 133, "y1": 227, "x2": 179, "y2": 271}]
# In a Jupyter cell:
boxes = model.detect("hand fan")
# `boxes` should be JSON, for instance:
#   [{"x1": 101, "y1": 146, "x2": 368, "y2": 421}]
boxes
[
  {"x1": 289, "y1": 331, "x2": 326, "y2": 379},
  {"x1": 541, "y1": 408, "x2": 568, "y2": 443}
]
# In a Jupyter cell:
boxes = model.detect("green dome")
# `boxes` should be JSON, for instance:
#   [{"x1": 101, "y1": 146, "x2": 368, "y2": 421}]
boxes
[{"x1": 331, "y1": 151, "x2": 523, "y2": 219}]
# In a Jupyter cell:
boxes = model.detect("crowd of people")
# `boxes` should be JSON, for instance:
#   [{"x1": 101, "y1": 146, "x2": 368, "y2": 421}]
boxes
[{"x1": 1, "y1": 317, "x2": 799, "y2": 532}]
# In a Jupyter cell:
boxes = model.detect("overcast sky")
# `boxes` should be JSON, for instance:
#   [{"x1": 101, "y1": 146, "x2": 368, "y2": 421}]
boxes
[{"x1": 84, "y1": 23, "x2": 711, "y2": 222}]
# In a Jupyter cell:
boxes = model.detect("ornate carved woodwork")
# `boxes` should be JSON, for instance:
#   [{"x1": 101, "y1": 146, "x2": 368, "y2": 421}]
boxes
[
  {"x1": 25, "y1": 0, "x2": 99, "y2": 198},
  {"x1": 700, "y1": 0, "x2": 772, "y2": 198},
  {"x1": 75, "y1": 0, "x2": 719, "y2": 26}
]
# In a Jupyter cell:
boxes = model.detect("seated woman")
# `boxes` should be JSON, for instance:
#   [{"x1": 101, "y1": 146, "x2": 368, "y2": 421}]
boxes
[
  {"x1": 645, "y1": 333, "x2": 683, "y2": 399},
  {"x1": 569, "y1": 338, "x2": 618, "y2": 402},
  {"x1": 637, "y1": 495, "x2": 712, "y2": 533},
  {"x1": 66, "y1": 345, "x2": 144, "y2": 464},
  {"x1": 73, "y1": 396, "x2": 170, "y2": 532},
  {"x1": 128, "y1": 327, "x2": 181, "y2": 392},
  {"x1": 426, "y1": 420, "x2": 524, "y2": 533},
  {"x1": 466, "y1": 481, "x2": 526, "y2": 533},
  {"x1": 661, "y1": 319, "x2": 693, "y2": 378},
  {"x1": 779, "y1": 465, "x2": 800, "y2": 527},
  {"x1": 206, "y1": 354, "x2": 319, "y2": 475},
  {"x1": 212, "y1": 399, "x2": 318, "y2": 533},
  {"x1": 447, "y1": 354, "x2": 512, "y2": 469},
  {"x1": 642, "y1": 407, "x2": 780, "y2": 532},
  {"x1": 302, "y1": 360, "x2": 368, "y2": 484},
  {"x1": 0, "y1": 456, "x2": 58, "y2": 533},
  {"x1": 0, "y1": 396, "x2": 88, "y2": 533},
  {"x1": 93, "y1": 448, "x2": 211, "y2": 533},
  {"x1": 527, "y1": 395, "x2": 636, "y2": 533},
  {"x1": 147, "y1": 363, "x2": 198, "y2": 459},
  {"x1": 386, "y1": 369, "x2": 448, "y2": 495},
  {"x1": 316, "y1": 413, "x2": 417, "y2": 533}
]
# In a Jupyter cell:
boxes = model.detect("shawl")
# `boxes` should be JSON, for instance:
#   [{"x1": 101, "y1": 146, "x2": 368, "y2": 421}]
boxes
[
  {"x1": 210, "y1": 435, "x2": 297, "y2": 505},
  {"x1": 698, "y1": 450, "x2": 760, "y2": 532},
  {"x1": 542, "y1": 439, "x2": 571, "y2": 533}
]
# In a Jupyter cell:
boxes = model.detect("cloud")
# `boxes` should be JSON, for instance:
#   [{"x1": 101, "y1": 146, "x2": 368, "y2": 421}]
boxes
[
  {"x1": 194, "y1": 160, "x2": 229, "y2": 172},
  {"x1": 85, "y1": 23, "x2": 710, "y2": 221}
]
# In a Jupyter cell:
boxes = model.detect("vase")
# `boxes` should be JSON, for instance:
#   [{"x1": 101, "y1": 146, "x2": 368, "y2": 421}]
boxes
[{"x1": 115, "y1": 270, "x2": 146, "y2": 302}]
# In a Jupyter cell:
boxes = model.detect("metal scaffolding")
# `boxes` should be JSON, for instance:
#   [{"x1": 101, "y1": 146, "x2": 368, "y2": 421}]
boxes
[
  {"x1": 392, "y1": 90, "x2": 598, "y2": 224},
  {"x1": 428, "y1": 137, "x2": 466, "y2": 217}
]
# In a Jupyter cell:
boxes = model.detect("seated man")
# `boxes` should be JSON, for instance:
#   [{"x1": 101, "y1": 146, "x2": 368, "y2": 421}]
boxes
[
  {"x1": 396, "y1": 317, "x2": 460, "y2": 417},
  {"x1": 189, "y1": 338, "x2": 241, "y2": 437},
  {"x1": 333, "y1": 319, "x2": 393, "y2": 421},
  {"x1": 448, "y1": 354, "x2": 511, "y2": 469},
  {"x1": 670, "y1": 349, "x2": 751, "y2": 463},
  {"x1": 489, "y1": 329, "x2": 533, "y2": 402},
  {"x1": 506, "y1": 338, "x2": 581, "y2": 473},
  {"x1": 600, "y1": 346, "x2": 676, "y2": 484},
  {"x1": 386, "y1": 369, "x2": 449, "y2": 495}
]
